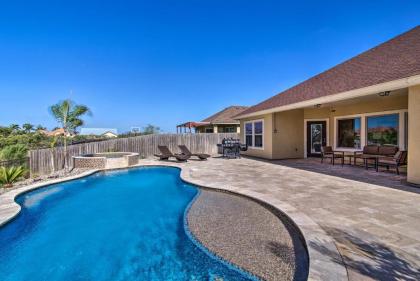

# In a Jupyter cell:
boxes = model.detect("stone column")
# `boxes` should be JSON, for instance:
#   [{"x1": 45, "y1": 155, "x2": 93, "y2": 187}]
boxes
[{"x1": 408, "y1": 85, "x2": 420, "y2": 185}]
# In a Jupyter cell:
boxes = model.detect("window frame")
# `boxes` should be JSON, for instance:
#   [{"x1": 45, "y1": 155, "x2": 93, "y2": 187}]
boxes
[
  {"x1": 336, "y1": 117, "x2": 362, "y2": 149},
  {"x1": 244, "y1": 119, "x2": 264, "y2": 149},
  {"x1": 366, "y1": 113, "x2": 399, "y2": 147},
  {"x1": 333, "y1": 109, "x2": 407, "y2": 151}
]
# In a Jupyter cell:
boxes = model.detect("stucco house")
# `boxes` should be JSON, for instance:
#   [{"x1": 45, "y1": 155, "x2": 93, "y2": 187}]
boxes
[
  {"x1": 177, "y1": 106, "x2": 249, "y2": 133},
  {"x1": 235, "y1": 26, "x2": 420, "y2": 185}
]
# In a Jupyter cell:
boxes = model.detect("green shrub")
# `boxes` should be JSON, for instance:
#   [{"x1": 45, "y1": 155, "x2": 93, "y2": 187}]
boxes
[
  {"x1": 0, "y1": 166, "x2": 26, "y2": 188},
  {"x1": 0, "y1": 144, "x2": 28, "y2": 161}
]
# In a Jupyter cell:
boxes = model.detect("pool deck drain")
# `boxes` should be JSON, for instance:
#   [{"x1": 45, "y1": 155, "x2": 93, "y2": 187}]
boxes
[{"x1": 187, "y1": 189, "x2": 309, "y2": 281}]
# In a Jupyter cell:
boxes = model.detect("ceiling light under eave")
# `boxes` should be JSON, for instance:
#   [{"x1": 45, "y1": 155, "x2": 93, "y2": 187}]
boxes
[{"x1": 378, "y1": 91, "x2": 391, "y2": 97}]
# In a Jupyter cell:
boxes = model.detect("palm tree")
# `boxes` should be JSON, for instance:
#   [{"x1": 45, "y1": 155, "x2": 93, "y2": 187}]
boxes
[
  {"x1": 22, "y1": 123, "x2": 34, "y2": 133},
  {"x1": 49, "y1": 99, "x2": 92, "y2": 169},
  {"x1": 9, "y1": 124, "x2": 20, "y2": 134}
]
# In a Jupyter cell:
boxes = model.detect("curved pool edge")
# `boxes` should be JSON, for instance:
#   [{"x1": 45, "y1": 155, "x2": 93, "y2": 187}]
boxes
[
  {"x1": 0, "y1": 162, "x2": 349, "y2": 281},
  {"x1": 152, "y1": 161, "x2": 349, "y2": 281},
  {"x1": 0, "y1": 170, "x2": 100, "y2": 227},
  {"x1": 182, "y1": 189, "x2": 261, "y2": 281}
]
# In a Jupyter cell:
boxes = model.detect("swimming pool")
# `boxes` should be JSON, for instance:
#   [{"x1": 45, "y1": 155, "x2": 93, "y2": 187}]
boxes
[{"x1": 0, "y1": 167, "x2": 254, "y2": 281}]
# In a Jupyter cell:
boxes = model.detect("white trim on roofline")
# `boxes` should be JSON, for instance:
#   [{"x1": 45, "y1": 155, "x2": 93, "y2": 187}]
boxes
[{"x1": 235, "y1": 74, "x2": 420, "y2": 119}]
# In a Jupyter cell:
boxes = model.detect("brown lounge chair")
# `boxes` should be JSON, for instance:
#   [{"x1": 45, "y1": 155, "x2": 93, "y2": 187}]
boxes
[
  {"x1": 321, "y1": 146, "x2": 344, "y2": 166},
  {"x1": 154, "y1": 145, "x2": 190, "y2": 161},
  {"x1": 178, "y1": 145, "x2": 210, "y2": 160},
  {"x1": 377, "y1": 150, "x2": 407, "y2": 175}
]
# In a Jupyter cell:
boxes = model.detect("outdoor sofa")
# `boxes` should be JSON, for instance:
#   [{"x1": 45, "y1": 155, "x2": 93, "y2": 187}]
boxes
[{"x1": 353, "y1": 145, "x2": 407, "y2": 173}]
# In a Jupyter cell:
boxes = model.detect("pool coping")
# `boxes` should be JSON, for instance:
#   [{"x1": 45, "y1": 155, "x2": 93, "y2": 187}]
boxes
[{"x1": 0, "y1": 162, "x2": 349, "y2": 281}]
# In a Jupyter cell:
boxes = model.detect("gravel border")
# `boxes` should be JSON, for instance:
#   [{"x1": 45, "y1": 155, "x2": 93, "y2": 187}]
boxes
[{"x1": 187, "y1": 189, "x2": 309, "y2": 281}]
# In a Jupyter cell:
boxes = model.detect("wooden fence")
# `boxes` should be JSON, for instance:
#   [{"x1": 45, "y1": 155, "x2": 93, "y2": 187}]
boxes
[{"x1": 29, "y1": 133, "x2": 239, "y2": 175}]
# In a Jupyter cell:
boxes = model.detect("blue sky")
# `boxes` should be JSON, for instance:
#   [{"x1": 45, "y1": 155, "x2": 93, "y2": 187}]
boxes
[{"x1": 0, "y1": 1, "x2": 419, "y2": 133}]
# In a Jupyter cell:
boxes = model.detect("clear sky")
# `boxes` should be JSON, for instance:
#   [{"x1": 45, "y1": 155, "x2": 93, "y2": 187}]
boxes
[{"x1": 0, "y1": 1, "x2": 419, "y2": 133}]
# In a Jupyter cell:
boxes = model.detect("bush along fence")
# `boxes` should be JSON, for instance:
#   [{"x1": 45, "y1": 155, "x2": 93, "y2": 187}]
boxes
[
  {"x1": 0, "y1": 157, "x2": 30, "y2": 170},
  {"x1": 29, "y1": 133, "x2": 239, "y2": 175}
]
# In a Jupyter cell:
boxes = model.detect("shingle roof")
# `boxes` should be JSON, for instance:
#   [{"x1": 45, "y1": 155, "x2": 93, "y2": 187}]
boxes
[
  {"x1": 238, "y1": 26, "x2": 420, "y2": 117},
  {"x1": 201, "y1": 106, "x2": 249, "y2": 124}
]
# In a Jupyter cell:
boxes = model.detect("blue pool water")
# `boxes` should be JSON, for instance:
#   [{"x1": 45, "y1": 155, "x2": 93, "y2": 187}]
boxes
[{"x1": 0, "y1": 167, "x2": 253, "y2": 281}]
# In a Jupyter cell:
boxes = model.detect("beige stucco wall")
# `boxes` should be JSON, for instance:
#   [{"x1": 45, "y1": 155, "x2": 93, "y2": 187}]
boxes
[
  {"x1": 272, "y1": 109, "x2": 304, "y2": 159},
  {"x1": 408, "y1": 86, "x2": 420, "y2": 185},
  {"x1": 239, "y1": 92, "x2": 408, "y2": 160},
  {"x1": 240, "y1": 113, "x2": 273, "y2": 159},
  {"x1": 304, "y1": 93, "x2": 408, "y2": 147}
]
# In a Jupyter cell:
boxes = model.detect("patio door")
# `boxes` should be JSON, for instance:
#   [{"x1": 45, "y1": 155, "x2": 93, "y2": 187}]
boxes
[{"x1": 306, "y1": 121, "x2": 327, "y2": 157}]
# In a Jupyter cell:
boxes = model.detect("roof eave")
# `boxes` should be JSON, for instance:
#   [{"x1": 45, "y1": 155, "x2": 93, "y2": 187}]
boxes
[{"x1": 236, "y1": 74, "x2": 420, "y2": 119}]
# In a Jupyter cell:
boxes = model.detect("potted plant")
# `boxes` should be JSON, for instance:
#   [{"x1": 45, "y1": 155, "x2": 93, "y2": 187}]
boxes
[{"x1": 0, "y1": 166, "x2": 26, "y2": 188}]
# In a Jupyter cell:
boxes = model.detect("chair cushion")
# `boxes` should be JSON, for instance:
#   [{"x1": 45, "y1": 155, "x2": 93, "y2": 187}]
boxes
[
  {"x1": 378, "y1": 159, "x2": 397, "y2": 165},
  {"x1": 363, "y1": 145, "x2": 379, "y2": 154},
  {"x1": 378, "y1": 146, "x2": 398, "y2": 156}
]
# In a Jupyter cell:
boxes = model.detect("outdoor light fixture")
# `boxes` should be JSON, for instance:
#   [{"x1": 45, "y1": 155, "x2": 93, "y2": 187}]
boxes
[
  {"x1": 314, "y1": 104, "x2": 322, "y2": 108},
  {"x1": 378, "y1": 91, "x2": 390, "y2": 97}
]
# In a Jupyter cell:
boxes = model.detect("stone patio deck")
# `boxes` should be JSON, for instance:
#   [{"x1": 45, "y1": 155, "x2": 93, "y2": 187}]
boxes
[
  {"x1": 174, "y1": 157, "x2": 420, "y2": 281},
  {"x1": 1, "y1": 156, "x2": 420, "y2": 280}
]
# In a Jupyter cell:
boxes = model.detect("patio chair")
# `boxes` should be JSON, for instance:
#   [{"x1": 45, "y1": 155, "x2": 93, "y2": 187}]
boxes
[
  {"x1": 321, "y1": 146, "x2": 344, "y2": 166},
  {"x1": 377, "y1": 150, "x2": 407, "y2": 175},
  {"x1": 178, "y1": 145, "x2": 210, "y2": 160},
  {"x1": 154, "y1": 146, "x2": 190, "y2": 161}
]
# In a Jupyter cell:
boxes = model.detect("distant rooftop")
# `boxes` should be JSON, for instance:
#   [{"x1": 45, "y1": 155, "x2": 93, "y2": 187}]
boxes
[
  {"x1": 80, "y1": 128, "x2": 118, "y2": 136},
  {"x1": 201, "y1": 106, "x2": 249, "y2": 124}
]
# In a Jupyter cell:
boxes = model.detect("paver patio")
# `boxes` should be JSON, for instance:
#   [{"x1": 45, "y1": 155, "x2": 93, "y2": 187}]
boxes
[{"x1": 170, "y1": 156, "x2": 420, "y2": 281}]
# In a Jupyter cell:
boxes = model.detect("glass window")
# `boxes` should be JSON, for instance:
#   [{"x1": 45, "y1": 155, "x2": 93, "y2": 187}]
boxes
[
  {"x1": 223, "y1": 127, "x2": 236, "y2": 133},
  {"x1": 310, "y1": 123, "x2": 323, "y2": 153},
  {"x1": 337, "y1": 118, "x2": 361, "y2": 148},
  {"x1": 245, "y1": 123, "x2": 253, "y2": 146},
  {"x1": 254, "y1": 121, "x2": 263, "y2": 147},
  {"x1": 367, "y1": 114, "x2": 399, "y2": 146},
  {"x1": 244, "y1": 121, "x2": 263, "y2": 148}
]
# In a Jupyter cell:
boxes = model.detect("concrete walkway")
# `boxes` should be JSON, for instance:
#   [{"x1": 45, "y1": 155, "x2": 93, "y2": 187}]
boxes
[{"x1": 172, "y1": 157, "x2": 420, "y2": 281}]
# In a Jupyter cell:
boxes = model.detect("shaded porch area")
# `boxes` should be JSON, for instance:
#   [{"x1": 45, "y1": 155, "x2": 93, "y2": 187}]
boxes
[{"x1": 269, "y1": 157, "x2": 419, "y2": 193}]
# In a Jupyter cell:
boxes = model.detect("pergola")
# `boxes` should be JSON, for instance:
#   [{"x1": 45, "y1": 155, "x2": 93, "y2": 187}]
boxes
[{"x1": 176, "y1": 122, "x2": 209, "y2": 133}]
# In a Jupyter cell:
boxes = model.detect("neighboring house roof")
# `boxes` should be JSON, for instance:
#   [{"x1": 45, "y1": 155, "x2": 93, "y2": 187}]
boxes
[
  {"x1": 201, "y1": 106, "x2": 249, "y2": 124},
  {"x1": 39, "y1": 128, "x2": 70, "y2": 137},
  {"x1": 237, "y1": 25, "x2": 420, "y2": 118},
  {"x1": 80, "y1": 128, "x2": 118, "y2": 136}
]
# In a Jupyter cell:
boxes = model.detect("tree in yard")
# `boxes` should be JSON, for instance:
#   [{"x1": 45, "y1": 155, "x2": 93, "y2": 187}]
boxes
[
  {"x1": 143, "y1": 124, "x2": 160, "y2": 135},
  {"x1": 9, "y1": 124, "x2": 20, "y2": 134},
  {"x1": 22, "y1": 123, "x2": 34, "y2": 133},
  {"x1": 35, "y1": 125, "x2": 47, "y2": 131},
  {"x1": 49, "y1": 99, "x2": 92, "y2": 169}
]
